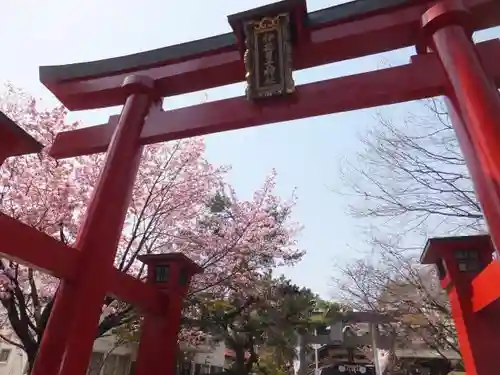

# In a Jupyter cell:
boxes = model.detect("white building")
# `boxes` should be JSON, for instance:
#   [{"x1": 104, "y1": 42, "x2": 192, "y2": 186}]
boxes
[
  {"x1": 0, "y1": 341, "x2": 27, "y2": 375},
  {"x1": 0, "y1": 334, "x2": 227, "y2": 375}
]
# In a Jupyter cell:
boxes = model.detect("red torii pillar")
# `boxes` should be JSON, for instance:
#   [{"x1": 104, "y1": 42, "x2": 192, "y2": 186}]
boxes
[
  {"x1": 420, "y1": 0, "x2": 500, "y2": 249},
  {"x1": 418, "y1": 2, "x2": 500, "y2": 374},
  {"x1": 30, "y1": 75, "x2": 159, "y2": 375}
]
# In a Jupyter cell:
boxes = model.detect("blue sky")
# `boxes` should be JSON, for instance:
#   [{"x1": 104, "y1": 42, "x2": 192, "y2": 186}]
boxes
[{"x1": 1, "y1": 0, "x2": 499, "y2": 298}]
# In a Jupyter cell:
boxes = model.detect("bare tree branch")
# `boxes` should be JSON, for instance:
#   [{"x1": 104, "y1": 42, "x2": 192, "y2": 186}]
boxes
[{"x1": 333, "y1": 98, "x2": 482, "y2": 369}]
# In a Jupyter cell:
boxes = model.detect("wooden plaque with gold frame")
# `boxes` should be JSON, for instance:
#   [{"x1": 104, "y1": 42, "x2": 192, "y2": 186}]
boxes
[{"x1": 243, "y1": 14, "x2": 295, "y2": 100}]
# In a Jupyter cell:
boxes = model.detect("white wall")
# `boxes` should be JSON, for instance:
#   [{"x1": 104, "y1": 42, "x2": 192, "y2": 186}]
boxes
[
  {"x1": 0, "y1": 335, "x2": 226, "y2": 375},
  {"x1": 0, "y1": 342, "x2": 28, "y2": 375},
  {"x1": 92, "y1": 335, "x2": 227, "y2": 366},
  {"x1": 90, "y1": 336, "x2": 227, "y2": 375}
]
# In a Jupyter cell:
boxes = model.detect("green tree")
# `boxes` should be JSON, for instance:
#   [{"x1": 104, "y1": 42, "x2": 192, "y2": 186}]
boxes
[{"x1": 197, "y1": 275, "x2": 317, "y2": 375}]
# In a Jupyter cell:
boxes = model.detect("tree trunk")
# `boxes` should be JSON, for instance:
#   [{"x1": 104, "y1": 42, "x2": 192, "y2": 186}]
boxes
[{"x1": 234, "y1": 347, "x2": 249, "y2": 375}]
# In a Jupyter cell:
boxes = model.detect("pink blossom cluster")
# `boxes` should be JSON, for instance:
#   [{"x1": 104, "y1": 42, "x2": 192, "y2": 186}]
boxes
[{"x1": 0, "y1": 84, "x2": 304, "y2": 347}]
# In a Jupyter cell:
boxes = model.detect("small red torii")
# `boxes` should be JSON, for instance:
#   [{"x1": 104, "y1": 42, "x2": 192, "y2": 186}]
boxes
[{"x1": 1, "y1": 0, "x2": 500, "y2": 375}]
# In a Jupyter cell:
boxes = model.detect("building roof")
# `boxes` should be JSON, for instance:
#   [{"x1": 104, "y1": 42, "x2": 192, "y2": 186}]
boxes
[{"x1": 395, "y1": 348, "x2": 461, "y2": 360}]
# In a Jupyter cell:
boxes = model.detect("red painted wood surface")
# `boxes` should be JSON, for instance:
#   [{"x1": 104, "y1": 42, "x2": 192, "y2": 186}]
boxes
[
  {"x1": 422, "y1": 235, "x2": 500, "y2": 375},
  {"x1": 419, "y1": 1, "x2": 500, "y2": 374},
  {"x1": 446, "y1": 94, "x2": 500, "y2": 317},
  {"x1": 0, "y1": 0, "x2": 495, "y2": 373},
  {"x1": 30, "y1": 77, "x2": 158, "y2": 375},
  {"x1": 134, "y1": 255, "x2": 202, "y2": 375},
  {"x1": 41, "y1": 0, "x2": 499, "y2": 110},
  {"x1": 445, "y1": 94, "x2": 500, "y2": 317},
  {"x1": 56, "y1": 79, "x2": 157, "y2": 375},
  {"x1": 48, "y1": 40, "x2": 500, "y2": 160},
  {"x1": 446, "y1": 96, "x2": 500, "y2": 312},
  {"x1": 0, "y1": 213, "x2": 163, "y2": 313},
  {"x1": 471, "y1": 261, "x2": 500, "y2": 312}
]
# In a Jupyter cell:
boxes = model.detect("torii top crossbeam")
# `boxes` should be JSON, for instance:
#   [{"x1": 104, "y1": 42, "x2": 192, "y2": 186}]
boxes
[{"x1": 39, "y1": 0, "x2": 500, "y2": 111}]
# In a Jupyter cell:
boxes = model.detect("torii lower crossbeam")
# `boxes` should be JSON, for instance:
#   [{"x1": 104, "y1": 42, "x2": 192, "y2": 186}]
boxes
[{"x1": 0, "y1": 213, "x2": 163, "y2": 313}]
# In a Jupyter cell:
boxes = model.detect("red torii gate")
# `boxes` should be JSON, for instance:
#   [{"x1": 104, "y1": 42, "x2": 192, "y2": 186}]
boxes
[{"x1": 0, "y1": 0, "x2": 499, "y2": 375}]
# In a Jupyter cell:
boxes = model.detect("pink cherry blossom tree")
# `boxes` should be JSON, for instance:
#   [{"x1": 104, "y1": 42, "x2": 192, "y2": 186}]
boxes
[{"x1": 0, "y1": 84, "x2": 303, "y2": 369}]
